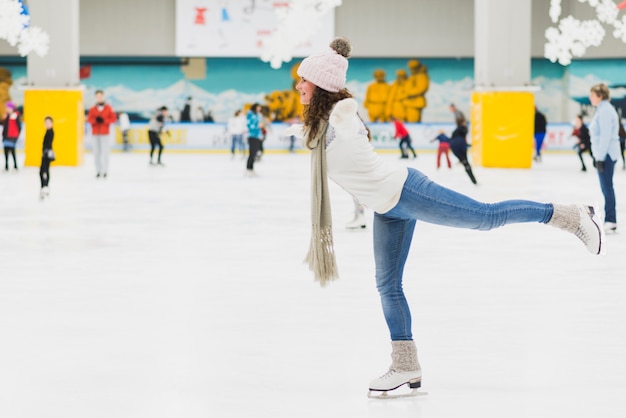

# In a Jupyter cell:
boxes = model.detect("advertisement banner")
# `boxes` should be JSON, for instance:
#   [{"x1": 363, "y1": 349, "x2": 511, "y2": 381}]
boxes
[{"x1": 175, "y1": 0, "x2": 335, "y2": 57}]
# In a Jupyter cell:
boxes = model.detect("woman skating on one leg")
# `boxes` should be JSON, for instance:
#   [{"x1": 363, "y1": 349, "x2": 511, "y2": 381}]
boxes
[
  {"x1": 289, "y1": 38, "x2": 606, "y2": 398},
  {"x1": 296, "y1": 38, "x2": 605, "y2": 395}
]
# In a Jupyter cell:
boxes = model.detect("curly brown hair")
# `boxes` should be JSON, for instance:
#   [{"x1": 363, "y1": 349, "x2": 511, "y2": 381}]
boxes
[{"x1": 303, "y1": 87, "x2": 353, "y2": 149}]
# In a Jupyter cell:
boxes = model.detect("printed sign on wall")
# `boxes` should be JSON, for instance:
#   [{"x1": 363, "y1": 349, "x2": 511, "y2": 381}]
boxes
[{"x1": 175, "y1": 0, "x2": 335, "y2": 57}]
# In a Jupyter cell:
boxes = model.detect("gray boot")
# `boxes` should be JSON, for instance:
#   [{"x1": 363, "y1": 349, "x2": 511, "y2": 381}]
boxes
[
  {"x1": 369, "y1": 341, "x2": 422, "y2": 391},
  {"x1": 548, "y1": 204, "x2": 604, "y2": 255}
]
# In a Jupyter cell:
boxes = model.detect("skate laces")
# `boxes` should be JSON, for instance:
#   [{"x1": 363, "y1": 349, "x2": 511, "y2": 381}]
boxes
[
  {"x1": 576, "y1": 207, "x2": 592, "y2": 240},
  {"x1": 377, "y1": 369, "x2": 397, "y2": 380},
  {"x1": 575, "y1": 206, "x2": 601, "y2": 254}
]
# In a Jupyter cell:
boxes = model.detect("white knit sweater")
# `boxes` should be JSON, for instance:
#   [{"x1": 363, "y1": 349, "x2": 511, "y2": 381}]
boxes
[{"x1": 326, "y1": 98, "x2": 408, "y2": 214}]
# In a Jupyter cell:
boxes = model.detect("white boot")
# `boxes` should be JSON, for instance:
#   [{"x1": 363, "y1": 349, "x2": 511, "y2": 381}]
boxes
[
  {"x1": 369, "y1": 341, "x2": 422, "y2": 393},
  {"x1": 346, "y1": 213, "x2": 366, "y2": 229},
  {"x1": 548, "y1": 204, "x2": 605, "y2": 255},
  {"x1": 604, "y1": 222, "x2": 617, "y2": 234}
]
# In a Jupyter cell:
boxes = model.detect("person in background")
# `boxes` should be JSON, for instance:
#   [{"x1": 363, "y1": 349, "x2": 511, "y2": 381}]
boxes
[
  {"x1": 147, "y1": 106, "x2": 168, "y2": 166},
  {"x1": 392, "y1": 116, "x2": 417, "y2": 159},
  {"x1": 87, "y1": 90, "x2": 117, "y2": 178},
  {"x1": 2, "y1": 101, "x2": 20, "y2": 171},
  {"x1": 431, "y1": 130, "x2": 452, "y2": 169},
  {"x1": 118, "y1": 112, "x2": 131, "y2": 152},
  {"x1": 227, "y1": 109, "x2": 247, "y2": 159},
  {"x1": 449, "y1": 103, "x2": 466, "y2": 126},
  {"x1": 245, "y1": 103, "x2": 263, "y2": 176},
  {"x1": 180, "y1": 96, "x2": 192, "y2": 122},
  {"x1": 440, "y1": 118, "x2": 478, "y2": 184},
  {"x1": 571, "y1": 114, "x2": 594, "y2": 172},
  {"x1": 588, "y1": 83, "x2": 620, "y2": 234},
  {"x1": 192, "y1": 106, "x2": 205, "y2": 123},
  {"x1": 618, "y1": 117, "x2": 626, "y2": 170},
  {"x1": 289, "y1": 37, "x2": 605, "y2": 398},
  {"x1": 286, "y1": 115, "x2": 301, "y2": 153},
  {"x1": 39, "y1": 116, "x2": 54, "y2": 200},
  {"x1": 534, "y1": 106, "x2": 547, "y2": 162}
]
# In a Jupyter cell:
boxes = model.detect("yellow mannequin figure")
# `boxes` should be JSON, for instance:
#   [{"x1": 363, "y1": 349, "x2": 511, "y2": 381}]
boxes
[
  {"x1": 364, "y1": 69, "x2": 391, "y2": 122},
  {"x1": 385, "y1": 69, "x2": 409, "y2": 121},
  {"x1": 403, "y1": 60, "x2": 430, "y2": 123}
]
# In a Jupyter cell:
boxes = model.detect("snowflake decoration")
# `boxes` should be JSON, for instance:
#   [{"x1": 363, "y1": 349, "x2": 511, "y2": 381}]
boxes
[
  {"x1": 550, "y1": 0, "x2": 562, "y2": 23},
  {"x1": 596, "y1": 0, "x2": 619, "y2": 23},
  {"x1": 260, "y1": 0, "x2": 342, "y2": 69},
  {"x1": 546, "y1": 0, "x2": 626, "y2": 65},
  {"x1": 613, "y1": 14, "x2": 626, "y2": 41},
  {"x1": 0, "y1": 0, "x2": 49, "y2": 57},
  {"x1": 17, "y1": 26, "x2": 50, "y2": 57}
]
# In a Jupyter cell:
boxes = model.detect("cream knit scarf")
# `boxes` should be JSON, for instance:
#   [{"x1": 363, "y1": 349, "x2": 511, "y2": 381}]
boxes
[{"x1": 304, "y1": 119, "x2": 339, "y2": 286}]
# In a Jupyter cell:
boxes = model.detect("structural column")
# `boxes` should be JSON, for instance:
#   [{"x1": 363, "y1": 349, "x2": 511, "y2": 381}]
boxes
[
  {"x1": 471, "y1": 0, "x2": 535, "y2": 168},
  {"x1": 24, "y1": 0, "x2": 83, "y2": 167}
]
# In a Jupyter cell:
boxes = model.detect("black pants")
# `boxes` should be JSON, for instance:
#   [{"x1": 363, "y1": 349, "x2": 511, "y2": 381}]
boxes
[
  {"x1": 247, "y1": 137, "x2": 262, "y2": 170},
  {"x1": 40, "y1": 156, "x2": 51, "y2": 187},
  {"x1": 399, "y1": 135, "x2": 416, "y2": 158},
  {"x1": 576, "y1": 146, "x2": 594, "y2": 171},
  {"x1": 148, "y1": 131, "x2": 163, "y2": 162},
  {"x1": 450, "y1": 138, "x2": 477, "y2": 184},
  {"x1": 4, "y1": 146, "x2": 17, "y2": 169}
]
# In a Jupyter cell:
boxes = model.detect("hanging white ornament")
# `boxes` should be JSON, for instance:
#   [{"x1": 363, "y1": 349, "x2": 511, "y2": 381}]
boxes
[
  {"x1": 260, "y1": 0, "x2": 342, "y2": 69},
  {"x1": 0, "y1": 0, "x2": 49, "y2": 56}
]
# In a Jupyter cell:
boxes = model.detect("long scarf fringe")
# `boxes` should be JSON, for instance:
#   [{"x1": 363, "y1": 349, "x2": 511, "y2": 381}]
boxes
[
  {"x1": 305, "y1": 119, "x2": 339, "y2": 286},
  {"x1": 305, "y1": 224, "x2": 339, "y2": 286}
]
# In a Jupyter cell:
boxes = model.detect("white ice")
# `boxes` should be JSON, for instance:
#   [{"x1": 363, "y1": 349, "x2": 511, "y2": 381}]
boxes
[{"x1": 0, "y1": 150, "x2": 625, "y2": 418}]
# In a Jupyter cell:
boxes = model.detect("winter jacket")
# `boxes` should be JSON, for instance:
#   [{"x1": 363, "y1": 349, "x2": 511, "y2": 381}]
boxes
[
  {"x1": 87, "y1": 103, "x2": 117, "y2": 135},
  {"x1": 2, "y1": 112, "x2": 21, "y2": 141}
]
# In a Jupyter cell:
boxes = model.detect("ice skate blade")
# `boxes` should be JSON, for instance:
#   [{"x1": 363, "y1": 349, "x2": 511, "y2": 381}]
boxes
[{"x1": 367, "y1": 388, "x2": 428, "y2": 399}]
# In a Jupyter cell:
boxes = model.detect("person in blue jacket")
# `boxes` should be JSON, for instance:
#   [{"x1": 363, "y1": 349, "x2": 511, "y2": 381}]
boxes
[{"x1": 588, "y1": 83, "x2": 621, "y2": 233}]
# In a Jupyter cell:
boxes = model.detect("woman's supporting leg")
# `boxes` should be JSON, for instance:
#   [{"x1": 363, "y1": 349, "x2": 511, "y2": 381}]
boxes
[{"x1": 373, "y1": 213, "x2": 416, "y2": 341}]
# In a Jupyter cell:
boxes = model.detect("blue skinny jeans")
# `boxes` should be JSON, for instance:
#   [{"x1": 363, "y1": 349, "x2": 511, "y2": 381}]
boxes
[{"x1": 373, "y1": 168, "x2": 554, "y2": 341}]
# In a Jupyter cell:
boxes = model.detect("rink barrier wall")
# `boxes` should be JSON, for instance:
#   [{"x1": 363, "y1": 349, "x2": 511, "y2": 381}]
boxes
[{"x1": 14, "y1": 121, "x2": 579, "y2": 156}]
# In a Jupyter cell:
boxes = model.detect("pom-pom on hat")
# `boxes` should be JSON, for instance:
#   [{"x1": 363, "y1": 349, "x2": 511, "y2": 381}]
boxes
[
  {"x1": 6, "y1": 101, "x2": 16, "y2": 110},
  {"x1": 297, "y1": 37, "x2": 352, "y2": 93}
]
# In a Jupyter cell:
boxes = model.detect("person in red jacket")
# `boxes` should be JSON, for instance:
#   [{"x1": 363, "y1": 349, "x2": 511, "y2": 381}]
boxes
[
  {"x1": 87, "y1": 90, "x2": 117, "y2": 178},
  {"x1": 2, "y1": 101, "x2": 21, "y2": 171},
  {"x1": 392, "y1": 116, "x2": 417, "y2": 159}
]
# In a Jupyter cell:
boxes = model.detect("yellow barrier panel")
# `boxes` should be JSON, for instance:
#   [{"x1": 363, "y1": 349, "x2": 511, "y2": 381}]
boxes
[
  {"x1": 24, "y1": 89, "x2": 84, "y2": 167},
  {"x1": 470, "y1": 91, "x2": 534, "y2": 168}
]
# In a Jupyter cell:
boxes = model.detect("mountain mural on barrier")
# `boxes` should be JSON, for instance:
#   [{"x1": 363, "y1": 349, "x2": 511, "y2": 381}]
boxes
[
  {"x1": 79, "y1": 76, "x2": 595, "y2": 124},
  {"x1": 8, "y1": 70, "x2": 618, "y2": 124},
  {"x1": 569, "y1": 74, "x2": 626, "y2": 117}
]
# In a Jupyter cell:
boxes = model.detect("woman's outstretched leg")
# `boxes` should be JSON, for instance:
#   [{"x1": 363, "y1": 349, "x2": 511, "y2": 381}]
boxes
[{"x1": 386, "y1": 169, "x2": 604, "y2": 254}]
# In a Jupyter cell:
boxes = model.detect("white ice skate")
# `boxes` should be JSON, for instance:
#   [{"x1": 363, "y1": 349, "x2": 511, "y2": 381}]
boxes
[
  {"x1": 346, "y1": 213, "x2": 366, "y2": 229},
  {"x1": 368, "y1": 341, "x2": 426, "y2": 399},
  {"x1": 367, "y1": 369, "x2": 426, "y2": 399},
  {"x1": 604, "y1": 222, "x2": 617, "y2": 234}
]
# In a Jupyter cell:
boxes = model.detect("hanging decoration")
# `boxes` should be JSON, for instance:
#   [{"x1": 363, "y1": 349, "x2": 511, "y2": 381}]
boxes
[
  {"x1": 545, "y1": 0, "x2": 626, "y2": 65},
  {"x1": 0, "y1": 0, "x2": 49, "y2": 57},
  {"x1": 260, "y1": 0, "x2": 342, "y2": 69}
]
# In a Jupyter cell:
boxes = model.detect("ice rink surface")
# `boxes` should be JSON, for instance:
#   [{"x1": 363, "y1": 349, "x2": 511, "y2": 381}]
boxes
[{"x1": 1, "y1": 150, "x2": 625, "y2": 418}]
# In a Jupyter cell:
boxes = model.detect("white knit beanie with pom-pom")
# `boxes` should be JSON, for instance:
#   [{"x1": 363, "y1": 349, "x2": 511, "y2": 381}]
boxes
[{"x1": 297, "y1": 37, "x2": 351, "y2": 93}]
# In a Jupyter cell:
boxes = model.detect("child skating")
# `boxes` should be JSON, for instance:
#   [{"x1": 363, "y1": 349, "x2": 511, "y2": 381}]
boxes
[{"x1": 40, "y1": 116, "x2": 54, "y2": 200}]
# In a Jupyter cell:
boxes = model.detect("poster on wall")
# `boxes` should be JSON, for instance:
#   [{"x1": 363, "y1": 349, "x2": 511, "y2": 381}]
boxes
[{"x1": 175, "y1": 0, "x2": 335, "y2": 57}]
